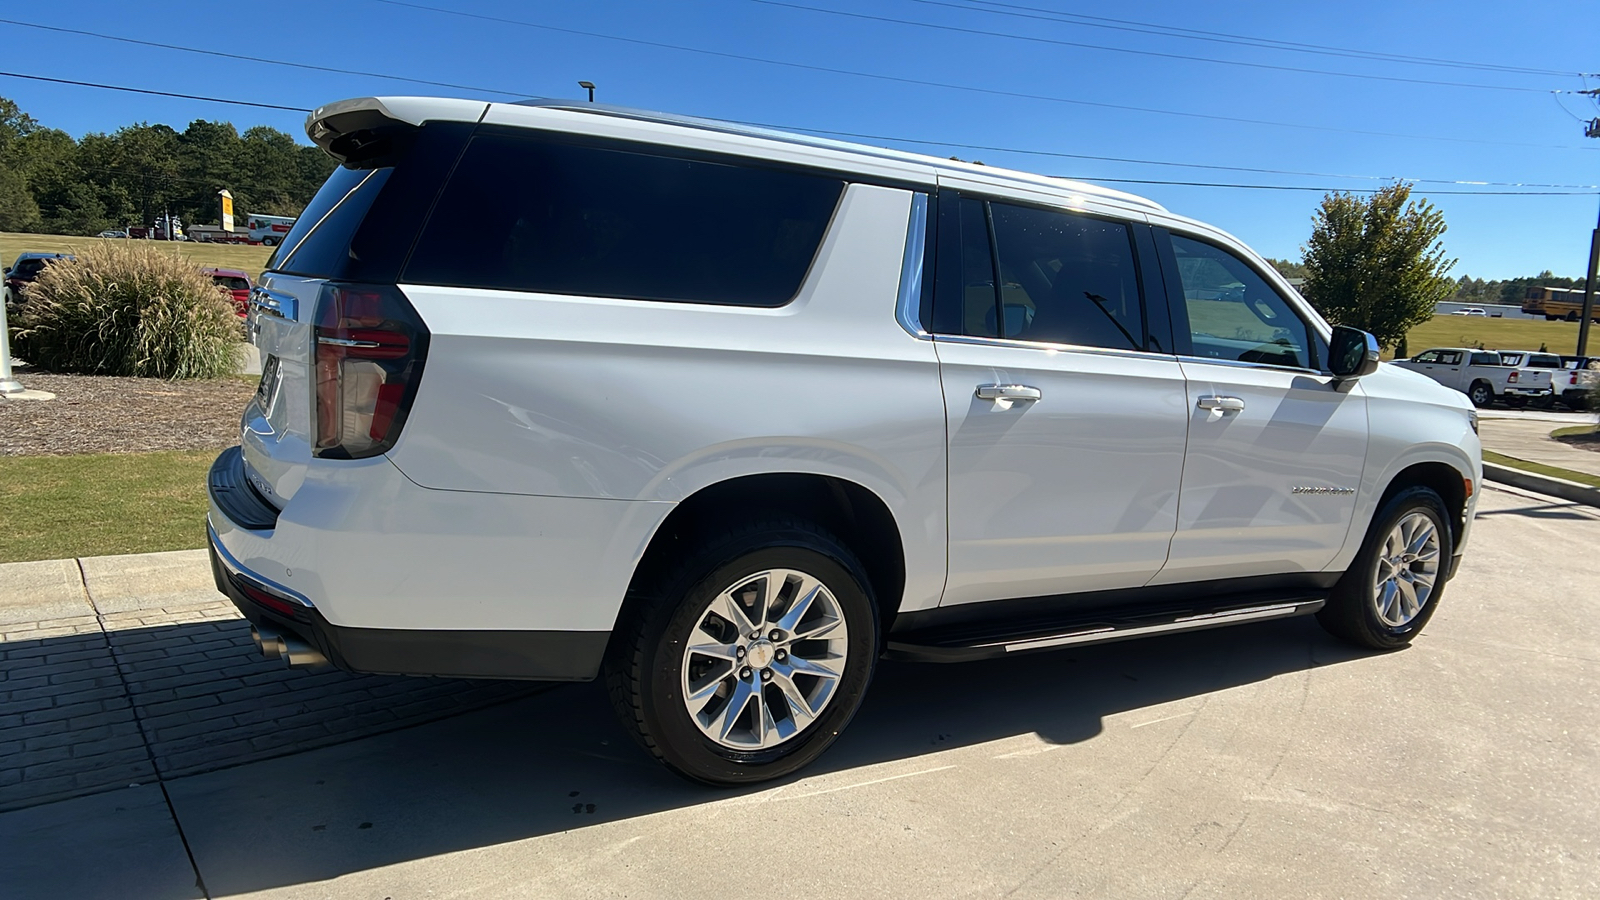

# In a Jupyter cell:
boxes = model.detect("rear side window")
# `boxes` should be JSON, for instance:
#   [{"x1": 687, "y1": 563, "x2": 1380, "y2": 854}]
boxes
[
  {"x1": 269, "y1": 167, "x2": 393, "y2": 277},
  {"x1": 1470, "y1": 352, "x2": 1501, "y2": 366},
  {"x1": 402, "y1": 133, "x2": 844, "y2": 306}
]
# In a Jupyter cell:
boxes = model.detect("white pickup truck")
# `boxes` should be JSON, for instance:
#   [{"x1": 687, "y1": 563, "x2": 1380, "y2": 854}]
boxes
[
  {"x1": 1392, "y1": 347, "x2": 1553, "y2": 408},
  {"x1": 1497, "y1": 351, "x2": 1566, "y2": 408}
]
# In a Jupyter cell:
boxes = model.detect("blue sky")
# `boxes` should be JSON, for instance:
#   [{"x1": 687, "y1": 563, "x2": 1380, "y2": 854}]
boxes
[{"x1": 3, "y1": 0, "x2": 1597, "y2": 280}]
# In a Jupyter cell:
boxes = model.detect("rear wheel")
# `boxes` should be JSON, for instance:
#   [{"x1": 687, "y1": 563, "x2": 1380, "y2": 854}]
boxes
[
  {"x1": 1318, "y1": 486, "x2": 1452, "y2": 651},
  {"x1": 605, "y1": 520, "x2": 879, "y2": 785},
  {"x1": 1467, "y1": 381, "x2": 1493, "y2": 408}
]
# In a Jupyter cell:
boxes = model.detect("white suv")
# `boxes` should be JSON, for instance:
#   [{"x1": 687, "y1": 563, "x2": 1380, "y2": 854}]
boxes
[{"x1": 208, "y1": 97, "x2": 1482, "y2": 785}]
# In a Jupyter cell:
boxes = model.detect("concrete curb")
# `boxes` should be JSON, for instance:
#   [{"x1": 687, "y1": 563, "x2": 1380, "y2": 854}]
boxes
[{"x1": 1483, "y1": 462, "x2": 1600, "y2": 508}]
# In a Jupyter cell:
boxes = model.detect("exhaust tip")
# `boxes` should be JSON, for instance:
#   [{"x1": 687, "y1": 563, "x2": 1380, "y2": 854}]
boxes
[
  {"x1": 250, "y1": 625, "x2": 327, "y2": 668},
  {"x1": 281, "y1": 636, "x2": 330, "y2": 669},
  {"x1": 252, "y1": 625, "x2": 285, "y2": 660}
]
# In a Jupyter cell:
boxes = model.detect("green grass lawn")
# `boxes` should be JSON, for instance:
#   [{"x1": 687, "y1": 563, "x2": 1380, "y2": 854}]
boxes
[
  {"x1": 0, "y1": 450, "x2": 215, "y2": 563},
  {"x1": 1398, "y1": 316, "x2": 1592, "y2": 359},
  {"x1": 2, "y1": 232, "x2": 275, "y2": 282},
  {"x1": 1482, "y1": 450, "x2": 1600, "y2": 489}
]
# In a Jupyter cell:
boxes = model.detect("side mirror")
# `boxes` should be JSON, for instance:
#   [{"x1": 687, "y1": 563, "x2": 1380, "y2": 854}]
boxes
[{"x1": 1329, "y1": 325, "x2": 1380, "y2": 385}]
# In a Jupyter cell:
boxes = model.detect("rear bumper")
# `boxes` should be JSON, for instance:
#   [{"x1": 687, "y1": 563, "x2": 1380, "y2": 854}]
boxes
[
  {"x1": 207, "y1": 521, "x2": 607, "y2": 680},
  {"x1": 204, "y1": 446, "x2": 667, "y2": 680},
  {"x1": 1501, "y1": 387, "x2": 1552, "y2": 398}
]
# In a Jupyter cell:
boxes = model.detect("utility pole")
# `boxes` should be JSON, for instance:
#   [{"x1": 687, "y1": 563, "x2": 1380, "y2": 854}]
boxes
[
  {"x1": 1579, "y1": 93, "x2": 1600, "y2": 356},
  {"x1": 1579, "y1": 201, "x2": 1599, "y2": 357}
]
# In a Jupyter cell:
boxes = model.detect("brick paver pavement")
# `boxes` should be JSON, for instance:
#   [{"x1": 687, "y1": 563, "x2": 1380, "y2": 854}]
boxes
[{"x1": 1, "y1": 567, "x2": 541, "y2": 812}]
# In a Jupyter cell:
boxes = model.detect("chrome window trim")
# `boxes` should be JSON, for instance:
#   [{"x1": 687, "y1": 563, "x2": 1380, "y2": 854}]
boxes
[
  {"x1": 1176, "y1": 354, "x2": 1329, "y2": 378},
  {"x1": 933, "y1": 332, "x2": 1178, "y2": 364},
  {"x1": 895, "y1": 192, "x2": 931, "y2": 339}
]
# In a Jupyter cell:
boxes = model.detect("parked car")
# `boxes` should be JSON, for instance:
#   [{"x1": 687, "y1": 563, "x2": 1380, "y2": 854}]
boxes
[
  {"x1": 1392, "y1": 347, "x2": 1553, "y2": 408},
  {"x1": 1496, "y1": 351, "x2": 1565, "y2": 408},
  {"x1": 208, "y1": 96, "x2": 1482, "y2": 785},
  {"x1": 201, "y1": 267, "x2": 253, "y2": 317},
  {"x1": 1552, "y1": 356, "x2": 1600, "y2": 409},
  {"x1": 3, "y1": 252, "x2": 73, "y2": 307},
  {"x1": 1451, "y1": 307, "x2": 1487, "y2": 316},
  {"x1": 96, "y1": 229, "x2": 129, "y2": 239}
]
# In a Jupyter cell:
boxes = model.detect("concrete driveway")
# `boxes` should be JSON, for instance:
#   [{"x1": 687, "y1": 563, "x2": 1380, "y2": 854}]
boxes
[{"x1": 4, "y1": 484, "x2": 1598, "y2": 899}]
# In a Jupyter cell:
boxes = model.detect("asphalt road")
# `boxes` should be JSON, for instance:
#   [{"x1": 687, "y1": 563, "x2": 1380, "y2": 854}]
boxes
[{"x1": 4, "y1": 484, "x2": 1597, "y2": 899}]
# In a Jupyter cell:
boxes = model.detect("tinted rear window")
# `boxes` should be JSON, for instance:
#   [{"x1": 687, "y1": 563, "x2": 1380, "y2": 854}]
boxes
[
  {"x1": 402, "y1": 133, "x2": 844, "y2": 306},
  {"x1": 268, "y1": 167, "x2": 393, "y2": 277}
]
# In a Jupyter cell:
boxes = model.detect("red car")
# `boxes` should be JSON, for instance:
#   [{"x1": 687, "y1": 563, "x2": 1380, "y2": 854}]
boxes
[{"x1": 203, "y1": 267, "x2": 252, "y2": 317}]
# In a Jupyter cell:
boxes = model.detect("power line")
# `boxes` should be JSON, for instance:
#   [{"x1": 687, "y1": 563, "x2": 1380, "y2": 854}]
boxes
[
  {"x1": 0, "y1": 19, "x2": 529, "y2": 99},
  {"x1": 913, "y1": 0, "x2": 1583, "y2": 78},
  {"x1": 2, "y1": 70, "x2": 1592, "y2": 198},
  {"x1": 5, "y1": 15, "x2": 1591, "y2": 184},
  {"x1": 369, "y1": 0, "x2": 1593, "y2": 151},
  {"x1": 0, "y1": 71, "x2": 309, "y2": 111},
  {"x1": 751, "y1": 0, "x2": 1560, "y2": 94},
  {"x1": 744, "y1": 120, "x2": 1600, "y2": 189}
]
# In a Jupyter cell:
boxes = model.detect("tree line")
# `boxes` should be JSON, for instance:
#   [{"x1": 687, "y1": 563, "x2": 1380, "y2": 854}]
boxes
[{"x1": 0, "y1": 96, "x2": 335, "y2": 235}]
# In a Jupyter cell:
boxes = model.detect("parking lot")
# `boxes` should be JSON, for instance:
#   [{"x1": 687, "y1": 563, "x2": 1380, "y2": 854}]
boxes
[{"x1": 0, "y1": 482, "x2": 1594, "y2": 899}]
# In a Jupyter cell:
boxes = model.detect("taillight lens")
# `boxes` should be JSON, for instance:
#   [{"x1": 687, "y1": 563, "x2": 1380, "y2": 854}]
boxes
[
  {"x1": 312, "y1": 283, "x2": 429, "y2": 459},
  {"x1": 1508, "y1": 371, "x2": 1519, "y2": 383}
]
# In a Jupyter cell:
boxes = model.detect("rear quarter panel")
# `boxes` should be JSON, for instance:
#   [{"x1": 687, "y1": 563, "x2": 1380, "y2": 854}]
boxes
[{"x1": 386, "y1": 183, "x2": 950, "y2": 612}]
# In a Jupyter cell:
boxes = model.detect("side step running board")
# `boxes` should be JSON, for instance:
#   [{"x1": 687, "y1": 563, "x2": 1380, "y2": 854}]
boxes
[{"x1": 886, "y1": 598, "x2": 1325, "y2": 663}]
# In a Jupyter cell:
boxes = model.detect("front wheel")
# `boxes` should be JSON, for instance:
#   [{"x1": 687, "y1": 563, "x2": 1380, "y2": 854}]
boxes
[
  {"x1": 1318, "y1": 486, "x2": 1453, "y2": 650},
  {"x1": 605, "y1": 520, "x2": 879, "y2": 785}
]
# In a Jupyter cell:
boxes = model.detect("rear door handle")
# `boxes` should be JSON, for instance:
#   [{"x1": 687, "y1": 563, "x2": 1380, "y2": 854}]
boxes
[
  {"x1": 1197, "y1": 395, "x2": 1246, "y2": 412},
  {"x1": 976, "y1": 384, "x2": 1042, "y2": 402}
]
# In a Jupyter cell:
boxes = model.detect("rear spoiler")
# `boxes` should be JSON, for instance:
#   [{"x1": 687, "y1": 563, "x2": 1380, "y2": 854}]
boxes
[{"x1": 305, "y1": 97, "x2": 489, "y2": 167}]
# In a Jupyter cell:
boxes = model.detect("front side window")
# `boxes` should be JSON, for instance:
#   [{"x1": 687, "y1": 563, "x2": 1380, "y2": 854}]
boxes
[
  {"x1": 403, "y1": 133, "x2": 844, "y2": 307},
  {"x1": 1170, "y1": 234, "x2": 1312, "y2": 370},
  {"x1": 1412, "y1": 351, "x2": 1441, "y2": 363},
  {"x1": 1439, "y1": 351, "x2": 1463, "y2": 365}
]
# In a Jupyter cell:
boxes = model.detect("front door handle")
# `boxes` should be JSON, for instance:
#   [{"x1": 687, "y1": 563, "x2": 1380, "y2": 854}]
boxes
[
  {"x1": 1197, "y1": 395, "x2": 1246, "y2": 412},
  {"x1": 976, "y1": 383, "x2": 1042, "y2": 402}
]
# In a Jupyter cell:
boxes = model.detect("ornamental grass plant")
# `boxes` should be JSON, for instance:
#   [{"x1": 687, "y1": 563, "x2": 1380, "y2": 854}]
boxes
[{"x1": 11, "y1": 240, "x2": 240, "y2": 379}]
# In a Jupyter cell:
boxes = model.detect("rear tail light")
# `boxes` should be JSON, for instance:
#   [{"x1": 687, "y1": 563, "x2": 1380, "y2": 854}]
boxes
[
  {"x1": 312, "y1": 283, "x2": 429, "y2": 459},
  {"x1": 1508, "y1": 371, "x2": 1519, "y2": 383}
]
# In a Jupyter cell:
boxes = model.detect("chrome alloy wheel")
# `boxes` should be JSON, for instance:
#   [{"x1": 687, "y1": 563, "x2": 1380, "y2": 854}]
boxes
[
  {"x1": 680, "y1": 568, "x2": 849, "y2": 750},
  {"x1": 1372, "y1": 511, "x2": 1441, "y2": 627}
]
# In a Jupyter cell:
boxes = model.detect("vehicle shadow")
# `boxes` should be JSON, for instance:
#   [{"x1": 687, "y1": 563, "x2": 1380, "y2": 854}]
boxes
[{"x1": 163, "y1": 614, "x2": 1373, "y2": 895}]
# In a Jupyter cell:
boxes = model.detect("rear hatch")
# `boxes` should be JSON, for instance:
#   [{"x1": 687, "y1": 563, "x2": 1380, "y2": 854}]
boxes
[{"x1": 238, "y1": 102, "x2": 479, "y2": 510}]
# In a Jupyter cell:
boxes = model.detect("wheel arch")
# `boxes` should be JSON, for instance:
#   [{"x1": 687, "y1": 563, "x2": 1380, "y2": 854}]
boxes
[
  {"x1": 1375, "y1": 460, "x2": 1470, "y2": 552},
  {"x1": 617, "y1": 472, "x2": 909, "y2": 639}
]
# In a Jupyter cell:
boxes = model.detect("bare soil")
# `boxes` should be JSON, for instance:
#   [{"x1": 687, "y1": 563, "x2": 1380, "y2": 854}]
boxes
[{"x1": 0, "y1": 365, "x2": 255, "y2": 456}]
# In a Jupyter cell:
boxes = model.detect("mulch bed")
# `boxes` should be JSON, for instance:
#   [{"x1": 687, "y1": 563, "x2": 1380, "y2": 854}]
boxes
[
  {"x1": 0, "y1": 364, "x2": 256, "y2": 456},
  {"x1": 1553, "y1": 429, "x2": 1600, "y2": 454}
]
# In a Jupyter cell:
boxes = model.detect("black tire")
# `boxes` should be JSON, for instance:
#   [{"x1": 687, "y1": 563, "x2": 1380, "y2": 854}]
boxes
[
  {"x1": 261, "y1": 236, "x2": 279, "y2": 247},
  {"x1": 604, "y1": 519, "x2": 879, "y2": 786},
  {"x1": 1467, "y1": 381, "x2": 1493, "y2": 408},
  {"x1": 1318, "y1": 486, "x2": 1453, "y2": 651}
]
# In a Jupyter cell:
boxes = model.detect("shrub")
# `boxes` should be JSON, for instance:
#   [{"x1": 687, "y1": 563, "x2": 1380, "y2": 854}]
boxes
[{"x1": 11, "y1": 241, "x2": 240, "y2": 379}]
